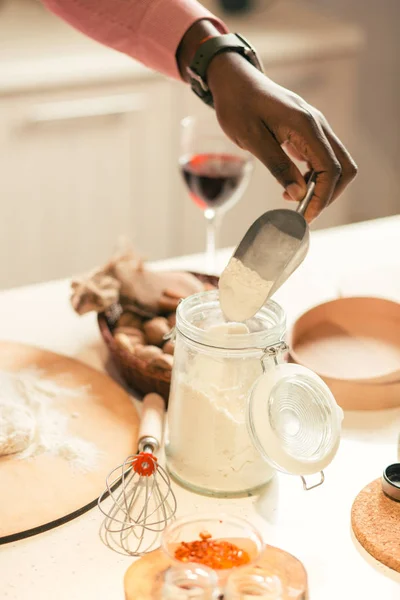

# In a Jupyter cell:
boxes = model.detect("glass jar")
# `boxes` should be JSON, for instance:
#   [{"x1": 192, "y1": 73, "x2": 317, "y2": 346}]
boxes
[
  {"x1": 161, "y1": 563, "x2": 219, "y2": 599},
  {"x1": 166, "y1": 291, "x2": 343, "y2": 498},
  {"x1": 224, "y1": 568, "x2": 283, "y2": 599},
  {"x1": 166, "y1": 291, "x2": 286, "y2": 496}
]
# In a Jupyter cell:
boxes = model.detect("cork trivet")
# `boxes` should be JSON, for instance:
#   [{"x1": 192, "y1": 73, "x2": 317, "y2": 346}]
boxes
[
  {"x1": 124, "y1": 545, "x2": 308, "y2": 599},
  {"x1": 351, "y1": 478, "x2": 400, "y2": 572}
]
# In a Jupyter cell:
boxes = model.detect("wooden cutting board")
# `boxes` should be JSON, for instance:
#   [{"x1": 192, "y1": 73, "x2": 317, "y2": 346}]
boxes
[
  {"x1": 124, "y1": 545, "x2": 308, "y2": 599},
  {"x1": 0, "y1": 341, "x2": 139, "y2": 542}
]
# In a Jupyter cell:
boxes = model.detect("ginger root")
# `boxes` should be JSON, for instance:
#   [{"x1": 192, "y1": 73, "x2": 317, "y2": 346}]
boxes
[
  {"x1": 70, "y1": 242, "x2": 204, "y2": 316},
  {"x1": 71, "y1": 270, "x2": 120, "y2": 315}
]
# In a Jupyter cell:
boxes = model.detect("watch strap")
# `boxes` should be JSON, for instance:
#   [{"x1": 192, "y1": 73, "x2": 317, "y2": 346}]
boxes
[{"x1": 187, "y1": 33, "x2": 263, "y2": 107}]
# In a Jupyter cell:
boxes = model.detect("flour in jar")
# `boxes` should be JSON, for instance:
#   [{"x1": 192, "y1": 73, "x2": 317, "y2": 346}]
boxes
[
  {"x1": 166, "y1": 322, "x2": 274, "y2": 494},
  {"x1": 219, "y1": 257, "x2": 273, "y2": 322}
]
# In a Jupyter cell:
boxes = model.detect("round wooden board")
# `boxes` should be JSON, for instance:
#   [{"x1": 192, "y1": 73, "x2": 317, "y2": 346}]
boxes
[
  {"x1": 124, "y1": 545, "x2": 308, "y2": 599},
  {"x1": 351, "y1": 478, "x2": 400, "y2": 572},
  {"x1": 0, "y1": 341, "x2": 139, "y2": 542}
]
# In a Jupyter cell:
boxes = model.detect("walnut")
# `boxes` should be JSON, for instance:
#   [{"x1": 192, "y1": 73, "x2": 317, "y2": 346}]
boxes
[
  {"x1": 114, "y1": 332, "x2": 135, "y2": 354},
  {"x1": 114, "y1": 327, "x2": 145, "y2": 346},
  {"x1": 134, "y1": 344, "x2": 163, "y2": 362},
  {"x1": 143, "y1": 317, "x2": 170, "y2": 347},
  {"x1": 167, "y1": 313, "x2": 176, "y2": 328},
  {"x1": 148, "y1": 354, "x2": 174, "y2": 372},
  {"x1": 162, "y1": 341, "x2": 175, "y2": 356},
  {"x1": 117, "y1": 312, "x2": 143, "y2": 329}
]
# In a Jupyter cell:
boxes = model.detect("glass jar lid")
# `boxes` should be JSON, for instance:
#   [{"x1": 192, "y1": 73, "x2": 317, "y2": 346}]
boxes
[{"x1": 247, "y1": 360, "x2": 343, "y2": 481}]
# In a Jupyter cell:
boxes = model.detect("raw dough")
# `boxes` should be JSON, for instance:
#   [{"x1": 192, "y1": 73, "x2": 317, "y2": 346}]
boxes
[
  {"x1": 0, "y1": 369, "x2": 100, "y2": 471},
  {"x1": 0, "y1": 404, "x2": 35, "y2": 455}
]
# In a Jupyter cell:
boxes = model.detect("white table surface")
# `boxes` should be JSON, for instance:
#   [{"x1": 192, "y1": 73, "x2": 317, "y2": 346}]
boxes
[{"x1": 1, "y1": 216, "x2": 400, "y2": 599}]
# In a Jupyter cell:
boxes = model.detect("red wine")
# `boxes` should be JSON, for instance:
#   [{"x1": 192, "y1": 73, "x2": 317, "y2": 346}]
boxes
[{"x1": 181, "y1": 153, "x2": 249, "y2": 210}]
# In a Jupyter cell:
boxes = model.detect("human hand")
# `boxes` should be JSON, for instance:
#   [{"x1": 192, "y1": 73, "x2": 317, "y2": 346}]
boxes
[{"x1": 207, "y1": 52, "x2": 358, "y2": 221}]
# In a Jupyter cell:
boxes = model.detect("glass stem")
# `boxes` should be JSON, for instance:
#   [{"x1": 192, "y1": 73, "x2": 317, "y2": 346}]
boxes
[{"x1": 204, "y1": 209, "x2": 219, "y2": 274}]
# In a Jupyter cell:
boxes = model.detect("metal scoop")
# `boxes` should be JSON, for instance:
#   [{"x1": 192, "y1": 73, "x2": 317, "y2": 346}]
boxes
[{"x1": 219, "y1": 172, "x2": 316, "y2": 322}]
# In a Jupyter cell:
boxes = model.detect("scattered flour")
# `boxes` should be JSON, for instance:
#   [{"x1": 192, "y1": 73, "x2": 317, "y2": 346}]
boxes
[
  {"x1": 166, "y1": 322, "x2": 274, "y2": 495},
  {"x1": 0, "y1": 369, "x2": 101, "y2": 472},
  {"x1": 218, "y1": 257, "x2": 273, "y2": 322},
  {"x1": 0, "y1": 404, "x2": 35, "y2": 455}
]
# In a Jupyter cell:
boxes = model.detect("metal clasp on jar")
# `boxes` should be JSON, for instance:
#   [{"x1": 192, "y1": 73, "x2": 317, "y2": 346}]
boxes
[{"x1": 260, "y1": 341, "x2": 289, "y2": 372}]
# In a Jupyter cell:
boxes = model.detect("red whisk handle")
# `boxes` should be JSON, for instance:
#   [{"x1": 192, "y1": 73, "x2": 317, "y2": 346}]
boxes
[{"x1": 132, "y1": 451, "x2": 158, "y2": 476}]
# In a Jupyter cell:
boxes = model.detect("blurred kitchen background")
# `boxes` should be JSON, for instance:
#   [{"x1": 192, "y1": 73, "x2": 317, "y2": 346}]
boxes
[{"x1": 0, "y1": 0, "x2": 399, "y2": 290}]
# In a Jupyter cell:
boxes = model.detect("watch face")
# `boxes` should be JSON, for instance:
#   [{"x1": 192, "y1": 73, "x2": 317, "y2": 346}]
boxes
[
  {"x1": 186, "y1": 67, "x2": 209, "y2": 93},
  {"x1": 188, "y1": 78, "x2": 213, "y2": 106}
]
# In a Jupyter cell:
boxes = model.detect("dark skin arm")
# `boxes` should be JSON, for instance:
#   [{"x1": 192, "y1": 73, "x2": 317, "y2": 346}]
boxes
[{"x1": 177, "y1": 20, "x2": 357, "y2": 222}]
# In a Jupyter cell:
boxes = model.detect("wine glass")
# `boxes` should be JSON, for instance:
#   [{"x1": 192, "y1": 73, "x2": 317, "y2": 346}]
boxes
[{"x1": 179, "y1": 114, "x2": 253, "y2": 272}]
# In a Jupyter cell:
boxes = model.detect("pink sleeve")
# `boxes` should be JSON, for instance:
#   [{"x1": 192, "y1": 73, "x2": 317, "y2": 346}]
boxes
[{"x1": 42, "y1": 0, "x2": 228, "y2": 80}]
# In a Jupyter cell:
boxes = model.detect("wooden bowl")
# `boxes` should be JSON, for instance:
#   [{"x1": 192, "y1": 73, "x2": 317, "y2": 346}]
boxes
[
  {"x1": 98, "y1": 273, "x2": 219, "y2": 403},
  {"x1": 289, "y1": 296, "x2": 400, "y2": 410}
]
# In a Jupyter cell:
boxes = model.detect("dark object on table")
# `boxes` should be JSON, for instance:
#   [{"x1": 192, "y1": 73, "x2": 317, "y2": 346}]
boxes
[
  {"x1": 382, "y1": 464, "x2": 400, "y2": 502},
  {"x1": 218, "y1": 0, "x2": 254, "y2": 13}
]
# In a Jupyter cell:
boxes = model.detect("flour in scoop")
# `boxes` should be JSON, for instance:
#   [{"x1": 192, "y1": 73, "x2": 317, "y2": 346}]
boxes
[{"x1": 219, "y1": 257, "x2": 273, "y2": 322}]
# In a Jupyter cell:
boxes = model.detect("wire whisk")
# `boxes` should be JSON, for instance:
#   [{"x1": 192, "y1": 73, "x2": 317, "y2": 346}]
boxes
[{"x1": 98, "y1": 393, "x2": 177, "y2": 556}]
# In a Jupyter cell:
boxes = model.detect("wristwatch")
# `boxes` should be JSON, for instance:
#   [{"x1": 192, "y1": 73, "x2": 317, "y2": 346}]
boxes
[{"x1": 187, "y1": 33, "x2": 263, "y2": 107}]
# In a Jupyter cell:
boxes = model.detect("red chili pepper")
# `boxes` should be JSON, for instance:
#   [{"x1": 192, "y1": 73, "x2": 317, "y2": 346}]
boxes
[{"x1": 175, "y1": 531, "x2": 251, "y2": 570}]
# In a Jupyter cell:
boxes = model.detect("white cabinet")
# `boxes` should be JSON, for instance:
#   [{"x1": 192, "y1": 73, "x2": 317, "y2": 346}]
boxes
[
  {"x1": 0, "y1": 53, "x2": 358, "y2": 289},
  {"x1": 0, "y1": 79, "x2": 175, "y2": 289},
  {"x1": 173, "y1": 54, "x2": 359, "y2": 257},
  {"x1": 0, "y1": 0, "x2": 362, "y2": 288}
]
